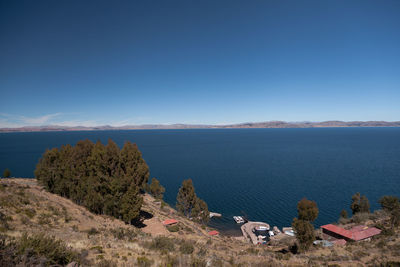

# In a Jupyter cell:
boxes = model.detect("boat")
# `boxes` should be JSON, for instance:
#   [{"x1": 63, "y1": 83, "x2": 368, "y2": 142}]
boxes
[
  {"x1": 233, "y1": 216, "x2": 245, "y2": 224},
  {"x1": 268, "y1": 230, "x2": 275, "y2": 237},
  {"x1": 284, "y1": 230, "x2": 295, "y2": 236},
  {"x1": 255, "y1": 226, "x2": 269, "y2": 231}
]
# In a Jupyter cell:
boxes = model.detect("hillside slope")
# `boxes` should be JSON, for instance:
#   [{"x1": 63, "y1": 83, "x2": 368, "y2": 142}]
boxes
[{"x1": 0, "y1": 179, "x2": 399, "y2": 266}]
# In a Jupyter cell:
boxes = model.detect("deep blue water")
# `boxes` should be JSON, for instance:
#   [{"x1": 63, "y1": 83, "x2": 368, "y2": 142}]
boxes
[{"x1": 1, "y1": 128, "x2": 399, "y2": 235}]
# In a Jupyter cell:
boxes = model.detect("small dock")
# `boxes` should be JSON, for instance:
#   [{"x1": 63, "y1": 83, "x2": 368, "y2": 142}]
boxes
[
  {"x1": 241, "y1": 221, "x2": 270, "y2": 245},
  {"x1": 209, "y1": 212, "x2": 222, "y2": 218}
]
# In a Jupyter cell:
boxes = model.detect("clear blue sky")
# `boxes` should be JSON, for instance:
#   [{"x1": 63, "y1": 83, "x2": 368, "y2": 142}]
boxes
[{"x1": 1, "y1": 0, "x2": 399, "y2": 127}]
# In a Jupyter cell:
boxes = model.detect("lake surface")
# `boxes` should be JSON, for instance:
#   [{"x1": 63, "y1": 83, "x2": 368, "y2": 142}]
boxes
[{"x1": 1, "y1": 128, "x2": 399, "y2": 235}]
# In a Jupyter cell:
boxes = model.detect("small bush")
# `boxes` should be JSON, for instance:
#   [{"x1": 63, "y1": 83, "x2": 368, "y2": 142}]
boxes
[
  {"x1": 0, "y1": 211, "x2": 11, "y2": 231},
  {"x1": 97, "y1": 259, "x2": 117, "y2": 267},
  {"x1": 90, "y1": 246, "x2": 104, "y2": 253},
  {"x1": 23, "y1": 208, "x2": 36, "y2": 219},
  {"x1": 246, "y1": 247, "x2": 259, "y2": 255},
  {"x1": 137, "y1": 256, "x2": 154, "y2": 267},
  {"x1": 38, "y1": 213, "x2": 51, "y2": 225},
  {"x1": 167, "y1": 224, "x2": 180, "y2": 232},
  {"x1": 149, "y1": 236, "x2": 175, "y2": 252},
  {"x1": 87, "y1": 227, "x2": 99, "y2": 236},
  {"x1": 179, "y1": 241, "x2": 194, "y2": 254},
  {"x1": 351, "y1": 212, "x2": 370, "y2": 224},
  {"x1": 190, "y1": 257, "x2": 207, "y2": 267},
  {"x1": 110, "y1": 227, "x2": 137, "y2": 241},
  {"x1": 16, "y1": 232, "x2": 79, "y2": 265}
]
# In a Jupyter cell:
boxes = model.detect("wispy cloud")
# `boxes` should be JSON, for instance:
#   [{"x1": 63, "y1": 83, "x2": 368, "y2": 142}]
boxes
[
  {"x1": 53, "y1": 120, "x2": 101, "y2": 127},
  {"x1": 0, "y1": 113, "x2": 63, "y2": 128},
  {"x1": 20, "y1": 113, "x2": 62, "y2": 124},
  {"x1": 0, "y1": 113, "x2": 155, "y2": 128}
]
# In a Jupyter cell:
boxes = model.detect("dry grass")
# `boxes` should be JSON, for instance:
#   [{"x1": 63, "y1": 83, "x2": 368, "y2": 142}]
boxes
[{"x1": 1, "y1": 178, "x2": 399, "y2": 266}]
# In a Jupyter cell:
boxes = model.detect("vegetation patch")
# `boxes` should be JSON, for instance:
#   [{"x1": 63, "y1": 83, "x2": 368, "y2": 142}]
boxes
[
  {"x1": 149, "y1": 236, "x2": 175, "y2": 253},
  {"x1": 179, "y1": 240, "x2": 194, "y2": 254},
  {"x1": 166, "y1": 224, "x2": 180, "y2": 232},
  {"x1": 137, "y1": 256, "x2": 154, "y2": 267},
  {"x1": 0, "y1": 233, "x2": 79, "y2": 266},
  {"x1": 35, "y1": 139, "x2": 149, "y2": 224}
]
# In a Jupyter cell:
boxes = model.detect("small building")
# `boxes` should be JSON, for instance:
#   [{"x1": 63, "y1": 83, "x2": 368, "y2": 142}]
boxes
[
  {"x1": 162, "y1": 219, "x2": 179, "y2": 226},
  {"x1": 321, "y1": 224, "x2": 381, "y2": 242},
  {"x1": 208, "y1": 230, "x2": 219, "y2": 236}
]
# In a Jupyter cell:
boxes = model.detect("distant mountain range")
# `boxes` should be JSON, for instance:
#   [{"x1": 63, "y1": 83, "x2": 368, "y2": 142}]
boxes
[{"x1": 1, "y1": 121, "x2": 400, "y2": 132}]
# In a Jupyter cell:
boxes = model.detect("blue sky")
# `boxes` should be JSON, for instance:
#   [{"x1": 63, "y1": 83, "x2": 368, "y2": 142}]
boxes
[{"x1": 1, "y1": 0, "x2": 399, "y2": 127}]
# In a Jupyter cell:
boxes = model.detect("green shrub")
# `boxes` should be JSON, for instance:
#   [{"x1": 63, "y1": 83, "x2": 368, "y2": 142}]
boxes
[
  {"x1": 149, "y1": 236, "x2": 175, "y2": 252},
  {"x1": 110, "y1": 227, "x2": 137, "y2": 241},
  {"x1": 167, "y1": 224, "x2": 179, "y2": 232},
  {"x1": 179, "y1": 241, "x2": 194, "y2": 254},
  {"x1": 16, "y1": 232, "x2": 79, "y2": 265}
]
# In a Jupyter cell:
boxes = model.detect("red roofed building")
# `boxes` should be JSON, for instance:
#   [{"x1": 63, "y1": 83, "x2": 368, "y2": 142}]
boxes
[
  {"x1": 208, "y1": 230, "x2": 219, "y2": 236},
  {"x1": 321, "y1": 224, "x2": 381, "y2": 242},
  {"x1": 162, "y1": 219, "x2": 178, "y2": 226}
]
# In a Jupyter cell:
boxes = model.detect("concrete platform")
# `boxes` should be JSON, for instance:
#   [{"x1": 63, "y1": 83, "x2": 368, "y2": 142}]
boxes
[{"x1": 240, "y1": 221, "x2": 270, "y2": 244}]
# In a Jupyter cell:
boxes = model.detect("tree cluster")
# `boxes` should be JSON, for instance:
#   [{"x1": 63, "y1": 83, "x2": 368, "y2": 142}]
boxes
[
  {"x1": 176, "y1": 179, "x2": 209, "y2": 224},
  {"x1": 350, "y1": 192, "x2": 370, "y2": 215},
  {"x1": 292, "y1": 198, "x2": 318, "y2": 252},
  {"x1": 35, "y1": 139, "x2": 149, "y2": 223}
]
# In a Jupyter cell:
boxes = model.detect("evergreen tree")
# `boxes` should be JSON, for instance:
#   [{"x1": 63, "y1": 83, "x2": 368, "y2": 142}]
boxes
[
  {"x1": 120, "y1": 184, "x2": 143, "y2": 223},
  {"x1": 292, "y1": 218, "x2": 315, "y2": 251},
  {"x1": 120, "y1": 141, "x2": 149, "y2": 190},
  {"x1": 191, "y1": 197, "x2": 210, "y2": 225},
  {"x1": 149, "y1": 178, "x2": 165, "y2": 200},
  {"x1": 34, "y1": 148, "x2": 61, "y2": 192},
  {"x1": 297, "y1": 198, "x2": 318, "y2": 222},
  {"x1": 351, "y1": 192, "x2": 361, "y2": 215},
  {"x1": 2, "y1": 168, "x2": 11, "y2": 178},
  {"x1": 292, "y1": 197, "x2": 318, "y2": 252},
  {"x1": 176, "y1": 179, "x2": 197, "y2": 218},
  {"x1": 379, "y1": 196, "x2": 400, "y2": 228},
  {"x1": 105, "y1": 139, "x2": 120, "y2": 177},
  {"x1": 360, "y1": 195, "x2": 370, "y2": 213}
]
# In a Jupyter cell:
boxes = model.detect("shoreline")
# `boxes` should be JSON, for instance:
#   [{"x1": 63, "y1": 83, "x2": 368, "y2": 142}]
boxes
[{"x1": 1, "y1": 121, "x2": 400, "y2": 133}]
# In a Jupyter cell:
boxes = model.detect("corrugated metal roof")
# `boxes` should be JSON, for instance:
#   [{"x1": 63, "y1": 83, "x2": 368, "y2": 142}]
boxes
[
  {"x1": 208, "y1": 230, "x2": 219, "y2": 236},
  {"x1": 351, "y1": 227, "x2": 381, "y2": 241},
  {"x1": 162, "y1": 219, "x2": 178, "y2": 225},
  {"x1": 321, "y1": 224, "x2": 381, "y2": 241},
  {"x1": 321, "y1": 224, "x2": 353, "y2": 239}
]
